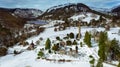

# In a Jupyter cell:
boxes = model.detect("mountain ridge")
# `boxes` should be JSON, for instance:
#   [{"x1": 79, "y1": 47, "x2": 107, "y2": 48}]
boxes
[
  {"x1": 38, "y1": 3, "x2": 92, "y2": 20},
  {"x1": 0, "y1": 7, "x2": 43, "y2": 19}
]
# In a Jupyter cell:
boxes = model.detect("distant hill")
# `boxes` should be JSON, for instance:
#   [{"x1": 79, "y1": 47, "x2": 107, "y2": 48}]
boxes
[
  {"x1": 111, "y1": 5, "x2": 120, "y2": 16},
  {"x1": 38, "y1": 3, "x2": 92, "y2": 20},
  {"x1": 0, "y1": 8, "x2": 43, "y2": 19}
]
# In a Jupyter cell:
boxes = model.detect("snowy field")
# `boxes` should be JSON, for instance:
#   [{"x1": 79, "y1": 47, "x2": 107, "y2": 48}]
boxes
[{"x1": 0, "y1": 26, "x2": 119, "y2": 67}]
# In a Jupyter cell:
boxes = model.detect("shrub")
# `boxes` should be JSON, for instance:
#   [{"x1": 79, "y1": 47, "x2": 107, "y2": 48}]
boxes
[
  {"x1": 48, "y1": 50, "x2": 52, "y2": 53},
  {"x1": 73, "y1": 40, "x2": 77, "y2": 45},
  {"x1": 36, "y1": 40, "x2": 40, "y2": 45},
  {"x1": 19, "y1": 41, "x2": 29, "y2": 46},
  {"x1": 89, "y1": 55, "x2": 93, "y2": 58},
  {"x1": 89, "y1": 58, "x2": 95, "y2": 67},
  {"x1": 56, "y1": 43, "x2": 59, "y2": 46},
  {"x1": 69, "y1": 32, "x2": 74, "y2": 39},
  {"x1": 38, "y1": 51, "x2": 44, "y2": 58},
  {"x1": 67, "y1": 34, "x2": 70, "y2": 38},
  {"x1": 36, "y1": 27, "x2": 45, "y2": 35},
  {"x1": 39, "y1": 37, "x2": 43, "y2": 41},
  {"x1": 56, "y1": 36, "x2": 60, "y2": 40},
  {"x1": 66, "y1": 40, "x2": 72, "y2": 46},
  {"x1": 90, "y1": 58, "x2": 95, "y2": 64},
  {"x1": 25, "y1": 41, "x2": 29, "y2": 45},
  {"x1": 52, "y1": 44, "x2": 59, "y2": 51},
  {"x1": 0, "y1": 47, "x2": 7, "y2": 56},
  {"x1": 54, "y1": 28, "x2": 57, "y2": 32},
  {"x1": 63, "y1": 36, "x2": 69, "y2": 40}
]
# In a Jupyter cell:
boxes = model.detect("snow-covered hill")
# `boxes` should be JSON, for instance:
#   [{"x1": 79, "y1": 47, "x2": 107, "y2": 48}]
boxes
[
  {"x1": 46, "y1": 3, "x2": 90, "y2": 13},
  {"x1": 70, "y1": 12, "x2": 100, "y2": 23},
  {"x1": 39, "y1": 3, "x2": 91, "y2": 20}
]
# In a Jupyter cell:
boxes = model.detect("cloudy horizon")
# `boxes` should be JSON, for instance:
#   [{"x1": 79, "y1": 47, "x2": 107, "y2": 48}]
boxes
[{"x1": 0, "y1": 0, "x2": 120, "y2": 11}]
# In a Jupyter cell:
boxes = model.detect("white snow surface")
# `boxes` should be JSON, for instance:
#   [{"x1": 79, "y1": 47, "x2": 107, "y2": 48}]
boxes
[{"x1": 0, "y1": 23, "x2": 120, "y2": 67}]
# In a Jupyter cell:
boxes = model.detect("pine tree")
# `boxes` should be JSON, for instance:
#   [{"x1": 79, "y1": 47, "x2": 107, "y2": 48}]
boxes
[
  {"x1": 84, "y1": 31, "x2": 91, "y2": 47},
  {"x1": 45, "y1": 38, "x2": 51, "y2": 50},
  {"x1": 110, "y1": 38, "x2": 119, "y2": 60},
  {"x1": 98, "y1": 32, "x2": 108, "y2": 61}
]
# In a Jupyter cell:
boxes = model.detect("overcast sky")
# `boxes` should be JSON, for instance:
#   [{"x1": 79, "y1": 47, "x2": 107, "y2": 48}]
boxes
[{"x1": 0, "y1": 0, "x2": 120, "y2": 11}]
